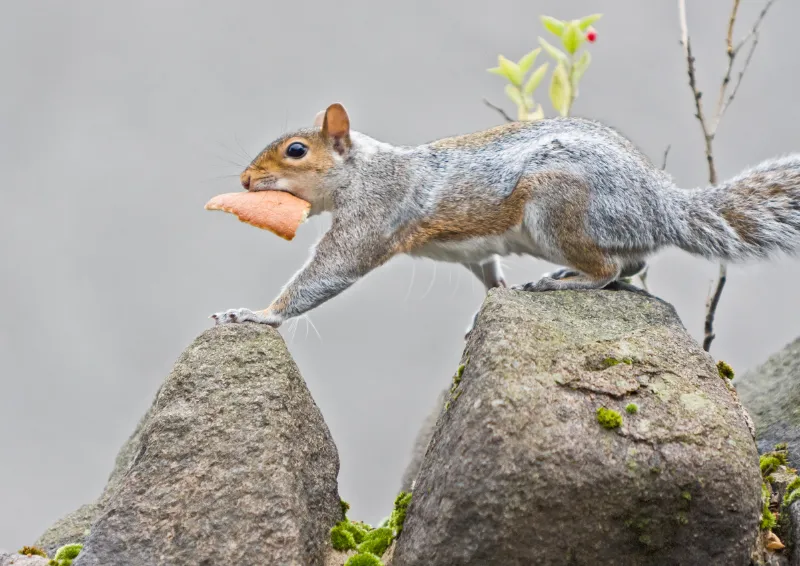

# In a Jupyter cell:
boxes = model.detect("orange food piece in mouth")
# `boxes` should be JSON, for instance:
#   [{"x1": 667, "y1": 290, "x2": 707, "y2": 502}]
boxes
[{"x1": 205, "y1": 191, "x2": 311, "y2": 241}]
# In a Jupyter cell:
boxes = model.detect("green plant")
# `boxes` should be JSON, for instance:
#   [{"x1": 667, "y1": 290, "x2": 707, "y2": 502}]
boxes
[
  {"x1": 18, "y1": 546, "x2": 47, "y2": 557},
  {"x1": 596, "y1": 407, "x2": 623, "y2": 429},
  {"x1": 488, "y1": 13, "x2": 601, "y2": 120}
]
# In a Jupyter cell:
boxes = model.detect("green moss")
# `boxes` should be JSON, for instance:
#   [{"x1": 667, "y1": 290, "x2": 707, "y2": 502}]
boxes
[
  {"x1": 602, "y1": 357, "x2": 633, "y2": 368},
  {"x1": 55, "y1": 544, "x2": 82, "y2": 560},
  {"x1": 389, "y1": 491, "x2": 413, "y2": 536},
  {"x1": 625, "y1": 403, "x2": 638, "y2": 415},
  {"x1": 343, "y1": 521, "x2": 370, "y2": 544},
  {"x1": 759, "y1": 454, "x2": 785, "y2": 477},
  {"x1": 21, "y1": 548, "x2": 47, "y2": 559},
  {"x1": 331, "y1": 523, "x2": 357, "y2": 551},
  {"x1": 716, "y1": 360, "x2": 734, "y2": 380},
  {"x1": 344, "y1": 553, "x2": 383, "y2": 566},
  {"x1": 638, "y1": 534, "x2": 652, "y2": 546},
  {"x1": 681, "y1": 491, "x2": 692, "y2": 502},
  {"x1": 775, "y1": 442, "x2": 788, "y2": 451},
  {"x1": 760, "y1": 508, "x2": 777, "y2": 530},
  {"x1": 46, "y1": 544, "x2": 82, "y2": 566},
  {"x1": 786, "y1": 489, "x2": 800, "y2": 506},
  {"x1": 18, "y1": 546, "x2": 47, "y2": 557},
  {"x1": 676, "y1": 512, "x2": 689, "y2": 525},
  {"x1": 596, "y1": 407, "x2": 623, "y2": 429},
  {"x1": 357, "y1": 527, "x2": 393, "y2": 557},
  {"x1": 340, "y1": 499, "x2": 351, "y2": 517}
]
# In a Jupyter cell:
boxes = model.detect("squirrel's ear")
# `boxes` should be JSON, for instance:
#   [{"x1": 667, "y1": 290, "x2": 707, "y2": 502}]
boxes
[
  {"x1": 321, "y1": 103, "x2": 351, "y2": 155},
  {"x1": 313, "y1": 110, "x2": 325, "y2": 128}
]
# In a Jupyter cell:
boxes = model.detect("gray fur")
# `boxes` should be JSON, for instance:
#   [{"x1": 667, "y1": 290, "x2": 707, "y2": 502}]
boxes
[{"x1": 213, "y1": 116, "x2": 800, "y2": 327}]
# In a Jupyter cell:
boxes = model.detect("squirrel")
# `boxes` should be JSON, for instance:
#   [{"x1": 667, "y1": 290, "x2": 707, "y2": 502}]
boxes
[{"x1": 211, "y1": 102, "x2": 800, "y2": 332}]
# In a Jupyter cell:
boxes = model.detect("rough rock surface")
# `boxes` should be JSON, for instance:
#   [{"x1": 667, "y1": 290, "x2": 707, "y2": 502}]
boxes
[
  {"x1": 73, "y1": 324, "x2": 342, "y2": 566},
  {"x1": 0, "y1": 554, "x2": 49, "y2": 566},
  {"x1": 400, "y1": 388, "x2": 448, "y2": 492},
  {"x1": 736, "y1": 337, "x2": 800, "y2": 469},
  {"x1": 790, "y1": 501, "x2": 800, "y2": 566},
  {"x1": 393, "y1": 288, "x2": 762, "y2": 566}
]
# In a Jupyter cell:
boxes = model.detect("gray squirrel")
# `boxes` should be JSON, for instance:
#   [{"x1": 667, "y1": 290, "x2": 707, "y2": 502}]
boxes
[{"x1": 211, "y1": 103, "x2": 800, "y2": 331}]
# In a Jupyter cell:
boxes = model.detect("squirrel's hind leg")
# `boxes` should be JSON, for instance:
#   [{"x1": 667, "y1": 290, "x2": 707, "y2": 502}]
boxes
[
  {"x1": 513, "y1": 253, "x2": 621, "y2": 292},
  {"x1": 465, "y1": 256, "x2": 507, "y2": 290}
]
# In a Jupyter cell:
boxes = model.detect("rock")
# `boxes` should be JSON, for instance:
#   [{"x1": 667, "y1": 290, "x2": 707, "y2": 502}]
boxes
[
  {"x1": 35, "y1": 391, "x2": 157, "y2": 555},
  {"x1": 735, "y1": 337, "x2": 800, "y2": 469},
  {"x1": 399, "y1": 388, "x2": 448, "y2": 492},
  {"x1": 790, "y1": 501, "x2": 800, "y2": 566},
  {"x1": 0, "y1": 554, "x2": 49, "y2": 566},
  {"x1": 392, "y1": 288, "x2": 762, "y2": 566},
  {"x1": 73, "y1": 324, "x2": 342, "y2": 566}
]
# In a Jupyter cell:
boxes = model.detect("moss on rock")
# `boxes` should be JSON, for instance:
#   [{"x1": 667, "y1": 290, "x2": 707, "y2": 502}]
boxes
[{"x1": 596, "y1": 407, "x2": 623, "y2": 429}]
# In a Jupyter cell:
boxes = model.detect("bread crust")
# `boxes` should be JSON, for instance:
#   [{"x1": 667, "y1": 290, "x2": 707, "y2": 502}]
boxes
[{"x1": 205, "y1": 191, "x2": 311, "y2": 240}]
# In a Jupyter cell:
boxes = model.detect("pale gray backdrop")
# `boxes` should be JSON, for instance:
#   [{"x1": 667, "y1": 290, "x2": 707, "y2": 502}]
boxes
[{"x1": 2, "y1": 0, "x2": 799, "y2": 550}]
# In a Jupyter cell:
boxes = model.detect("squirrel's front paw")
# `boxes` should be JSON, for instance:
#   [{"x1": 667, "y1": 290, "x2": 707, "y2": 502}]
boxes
[
  {"x1": 511, "y1": 277, "x2": 558, "y2": 292},
  {"x1": 210, "y1": 308, "x2": 280, "y2": 327}
]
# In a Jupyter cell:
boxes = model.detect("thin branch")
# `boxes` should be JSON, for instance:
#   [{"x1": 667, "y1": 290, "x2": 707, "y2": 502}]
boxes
[
  {"x1": 678, "y1": 0, "x2": 718, "y2": 184},
  {"x1": 703, "y1": 264, "x2": 728, "y2": 351},
  {"x1": 714, "y1": 0, "x2": 741, "y2": 129},
  {"x1": 733, "y1": 0, "x2": 777, "y2": 53},
  {"x1": 718, "y1": 31, "x2": 761, "y2": 121},
  {"x1": 661, "y1": 144, "x2": 672, "y2": 170},
  {"x1": 483, "y1": 99, "x2": 514, "y2": 123},
  {"x1": 714, "y1": 0, "x2": 776, "y2": 127}
]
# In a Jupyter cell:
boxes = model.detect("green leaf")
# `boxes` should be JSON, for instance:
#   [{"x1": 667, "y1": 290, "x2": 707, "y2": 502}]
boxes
[
  {"x1": 572, "y1": 50, "x2": 592, "y2": 87},
  {"x1": 549, "y1": 62, "x2": 572, "y2": 117},
  {"x1": 540, "y1": 16, "x2": 565, "y2": 38},
  {"x1": 523, "y1": 62, "x2": 549, "y2": 96},
  {"x1": 498, "y1": 55, "x2": 523, "y2": 86},
  {"x1": 505, "y1": 84, "x2": 524, "y2": 108},
  {"x1": 538, "y1": 37, "x2": 568, "y2": 66},
  {"x1": 578, "y1": 14, "x2": 603, "y2": 31},
  {"x1": 517, "y1": 47, "x2": 541, "y2": 75},
  {"x1": 487, "y1": 66, "x2": 507, "y2": 77},
  {"x1": 562, "y1": 20, "x2": 583, "y2": 55}
]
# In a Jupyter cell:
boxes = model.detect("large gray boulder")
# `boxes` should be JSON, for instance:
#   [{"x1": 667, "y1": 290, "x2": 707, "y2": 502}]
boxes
[
  {"x1": 735, "y1": 337, "x2": 800, "y2": 469},
  {"x1": 73, "y1": 324, "x2": 342, "y2": 566},
  {"x1": 393, "y1": 288, "x2": 762, "y2": 566}
]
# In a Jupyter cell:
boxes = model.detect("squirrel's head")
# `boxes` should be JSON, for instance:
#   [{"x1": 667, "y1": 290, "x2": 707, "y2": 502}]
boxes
[{"x1": 239, "y1": 103, "x2": 353, "y2": 214}]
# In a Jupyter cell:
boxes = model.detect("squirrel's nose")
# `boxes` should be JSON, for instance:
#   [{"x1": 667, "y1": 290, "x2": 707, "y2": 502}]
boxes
[{"x1": 240, "y1": 170, "x2": 251, "y2": 191}]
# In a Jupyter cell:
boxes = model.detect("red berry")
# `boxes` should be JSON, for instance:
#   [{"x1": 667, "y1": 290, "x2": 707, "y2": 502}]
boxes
[{"x1": 586, "y1": 28, "x2": 597, "y2": 43}]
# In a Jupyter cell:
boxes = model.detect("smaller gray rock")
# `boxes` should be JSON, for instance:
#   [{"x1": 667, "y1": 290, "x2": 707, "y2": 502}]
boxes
[
  {"x1": 0, "y1": 554, "x2": 49, "y2": 566},
  {"x1": 74, "y1": 324, "x2": 342, "y2": 566},
  {"x1": 736, "y1": 337, "x2": 800, "y2": 469}
]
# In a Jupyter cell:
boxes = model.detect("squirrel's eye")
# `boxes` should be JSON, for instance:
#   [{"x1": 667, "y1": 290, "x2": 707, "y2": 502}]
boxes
[{"x1": 285, "y1": 142, "x2": 308, "y2": 159}]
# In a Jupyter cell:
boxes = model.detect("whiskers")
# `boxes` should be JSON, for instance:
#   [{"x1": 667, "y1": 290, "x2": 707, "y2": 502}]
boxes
[{"x1": 286, "y1": 314, "x2": 323, "y2": 345}]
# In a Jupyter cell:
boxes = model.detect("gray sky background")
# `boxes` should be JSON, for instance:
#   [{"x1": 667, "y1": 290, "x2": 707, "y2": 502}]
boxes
[{"x1": 2, "y1": 0, "x2": 799, "y2": 549}]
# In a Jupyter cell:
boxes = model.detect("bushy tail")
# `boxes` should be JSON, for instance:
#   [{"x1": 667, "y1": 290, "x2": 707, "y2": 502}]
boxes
[{"x1": 671, "y1": 155, "x2": 800, "y2": 262}]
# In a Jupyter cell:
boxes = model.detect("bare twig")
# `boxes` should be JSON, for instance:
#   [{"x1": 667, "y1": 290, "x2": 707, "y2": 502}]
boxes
[
  {"x1": 718, "y1": 31, "x2": 761, "y2": 120},
  {"x1": 483, "y1": 99, "x2": 514, "y2": 123},
  {"x1": 702, "y1": 264, "x2": 728, "y2": 351},
  {"x1": 715, "y1": 0, "x2": 741, "y2": 125},
  {"x1": 715, "y1": 0, "x2": 776, "y2": 126},
  {"x1": 678, "y1": 0, "x2": 718, "y2": 184},
  {"x1": 661, "y1": 145, "x2": 672, "y2": 170},
  {"x1": 678, "y1": 0, "x2": 774, "y2": 351}
]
